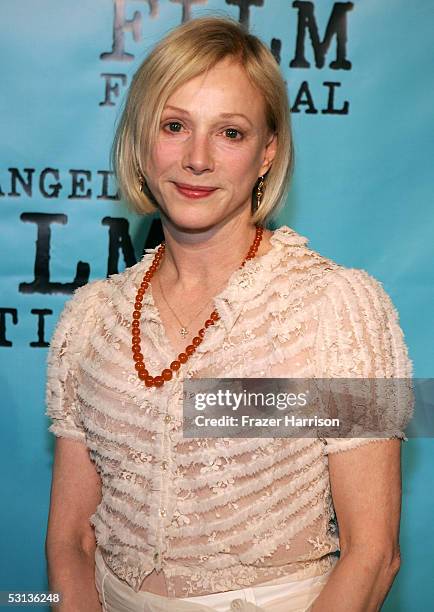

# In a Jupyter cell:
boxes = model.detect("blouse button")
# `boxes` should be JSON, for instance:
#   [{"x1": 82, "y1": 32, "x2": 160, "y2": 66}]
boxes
[
  {"x1": 159, "y1": 507, "x2": 166, "y2": 517},
  {"x1": 161, "y1": 461, "x2": 168, "y2": 470},
  {"x1": 164, "y1": 415, "x2": 172, "y2": 423},
  {"x1": 230, "y1": 600, "x2": 243, "y2": 610}
]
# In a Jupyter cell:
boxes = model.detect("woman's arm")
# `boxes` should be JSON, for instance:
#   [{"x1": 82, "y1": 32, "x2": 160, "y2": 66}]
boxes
[
  {"x1": 46, "y1": 437, "x2": 103, "y2": 612},
  {"x1": 310, "y1": 438, "x2": 402, "y2": 612}
]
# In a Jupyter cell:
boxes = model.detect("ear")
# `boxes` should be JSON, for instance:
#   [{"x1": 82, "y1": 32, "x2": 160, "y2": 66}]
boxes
[{"x1": 258, "y1": 131, "x2": 277, "y2": 176}]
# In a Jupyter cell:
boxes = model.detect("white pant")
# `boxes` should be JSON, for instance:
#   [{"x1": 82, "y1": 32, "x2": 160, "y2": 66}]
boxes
[{"x1": 95, "y1": 548, "x2": 333, "y2": 612}]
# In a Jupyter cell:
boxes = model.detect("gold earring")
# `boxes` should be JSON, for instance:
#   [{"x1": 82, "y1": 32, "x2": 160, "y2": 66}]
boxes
[
  {"x1": 136, "y1": 164, "x2": 145, "y2": 193},
  {"x1": 255, "y1": 175, "x2": 265, "y2": 209}
]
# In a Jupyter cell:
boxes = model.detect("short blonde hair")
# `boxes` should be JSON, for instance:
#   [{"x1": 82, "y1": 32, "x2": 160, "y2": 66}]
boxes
[{"x1": 111, "y1": 15, "x2": 294, "y2": 225}]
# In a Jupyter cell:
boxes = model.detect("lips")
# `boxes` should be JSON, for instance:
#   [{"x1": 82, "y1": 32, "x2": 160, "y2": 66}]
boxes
[{"x1": 173, "y1": 182, "x2": 217, "y2": 199}]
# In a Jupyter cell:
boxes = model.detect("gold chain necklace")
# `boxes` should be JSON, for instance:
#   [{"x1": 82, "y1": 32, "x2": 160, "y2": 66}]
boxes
[
  {"x1": 156, "y1": 273, "x2": 216, "y2": 338},
  {"x1": 132, "y1": 225, "x2": 264, "y2": 388}
]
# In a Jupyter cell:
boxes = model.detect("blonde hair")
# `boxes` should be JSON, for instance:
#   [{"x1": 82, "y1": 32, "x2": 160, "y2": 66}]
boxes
[{"x1": 111, "y1": 15, "x2": 294, "y2": 225}]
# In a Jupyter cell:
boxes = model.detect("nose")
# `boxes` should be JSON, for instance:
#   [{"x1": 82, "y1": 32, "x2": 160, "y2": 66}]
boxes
[{"x1": 182, "y1": 130, "x2": 214, "y2": 174}]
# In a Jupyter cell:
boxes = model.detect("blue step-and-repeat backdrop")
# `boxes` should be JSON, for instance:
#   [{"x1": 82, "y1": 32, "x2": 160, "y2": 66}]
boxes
[{"x1": 1, "y1": 1, "x2": 433, "y2": 609}]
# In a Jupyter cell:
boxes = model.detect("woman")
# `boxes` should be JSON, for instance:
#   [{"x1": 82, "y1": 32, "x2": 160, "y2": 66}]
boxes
[{"x1": 45, "y1": 15, "x2": 413, "y2": 612}]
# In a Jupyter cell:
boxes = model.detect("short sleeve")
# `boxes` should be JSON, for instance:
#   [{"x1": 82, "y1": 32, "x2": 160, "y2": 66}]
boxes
[
  {"x1": 314, "y1": 267, "x2": 414, "y2": 454},
  {"x1": 45, "y1": 283, "x2": 99, "y2": 442}
]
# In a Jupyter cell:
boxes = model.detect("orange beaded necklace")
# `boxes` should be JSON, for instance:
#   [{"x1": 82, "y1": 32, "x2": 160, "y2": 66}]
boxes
[{"x1": 132, "y1": 225, "x2": 264, "y2": 388}]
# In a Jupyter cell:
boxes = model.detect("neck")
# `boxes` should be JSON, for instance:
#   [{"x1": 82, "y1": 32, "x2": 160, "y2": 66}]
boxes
[{"x1": 156, "y1": 215, "x2": 271, "y2": 293}]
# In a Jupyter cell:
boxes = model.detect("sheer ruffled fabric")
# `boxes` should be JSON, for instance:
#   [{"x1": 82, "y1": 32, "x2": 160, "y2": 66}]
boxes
[{"x1": 45, "y1": 225, "x2": 413, "y2": 597}]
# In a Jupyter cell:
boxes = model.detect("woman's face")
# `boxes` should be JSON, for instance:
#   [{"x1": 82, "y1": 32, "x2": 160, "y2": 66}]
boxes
[{"x1": 144, "y1": 56, "x2": 277, "y2": 232}]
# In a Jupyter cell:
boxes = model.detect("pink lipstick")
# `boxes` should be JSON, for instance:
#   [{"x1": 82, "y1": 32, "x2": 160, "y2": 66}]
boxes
[{"x1": 174, "y1": 182, "x2": 217, "y2": 199}]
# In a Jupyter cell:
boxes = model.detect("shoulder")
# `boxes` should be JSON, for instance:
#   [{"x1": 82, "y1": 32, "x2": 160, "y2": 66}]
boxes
[
  {"x1": 318, "y1": 265, "x2": 399, "y2": 321},
  {"x1": 57, "y1": 277, "x2": 107, "y2": 330},
  {"x1": 274, "y1": 226, "x2": 391, "y2": 300},
  {"x1": 270, "y1": 226, "x2": 340, "y2": 298},
  {"x1": 273, "y1": 226, "x2": 403, "y2": 327},
  {"x1": 48, "y1": 278, "x2": 107, "y2": 359},
  {"x1": 52, "y1": 254, "x2": 153, "y2": 344},
  {"x1": 62, "y1": 254, "x2": 153, "y2": 316},
  {"x1": 314, "y1": 265, "x2": 412, "y2": 377}
]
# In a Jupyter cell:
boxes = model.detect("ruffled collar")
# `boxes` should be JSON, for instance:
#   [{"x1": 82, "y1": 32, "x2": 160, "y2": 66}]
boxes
[{"x1": 132, "y1": 225, "x2": 309, "y2": 355}]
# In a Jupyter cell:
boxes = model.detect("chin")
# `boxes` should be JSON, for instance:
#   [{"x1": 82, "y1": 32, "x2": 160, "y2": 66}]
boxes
[
  {"x1": 161, "y1": 206, "x2": 228, "y2": 234},
  {"x1": 169, "y1": 217, "x2": 222, "y2": 234}
]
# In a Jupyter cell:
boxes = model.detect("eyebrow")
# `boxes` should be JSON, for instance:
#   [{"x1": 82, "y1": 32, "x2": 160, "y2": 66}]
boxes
[{"x1": 162, "y1": 105, "x2": 253, "y2": 126}]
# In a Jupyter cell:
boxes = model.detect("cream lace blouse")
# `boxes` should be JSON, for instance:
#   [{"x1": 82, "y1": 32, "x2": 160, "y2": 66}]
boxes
[{"x1": 45, "y1": 225, "x2": 413, "y2": 597}]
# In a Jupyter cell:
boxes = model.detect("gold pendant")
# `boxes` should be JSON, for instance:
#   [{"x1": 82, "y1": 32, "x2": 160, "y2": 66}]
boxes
[{"x1": 180, "y1": 327, "x2": 188, "y2": 337}]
